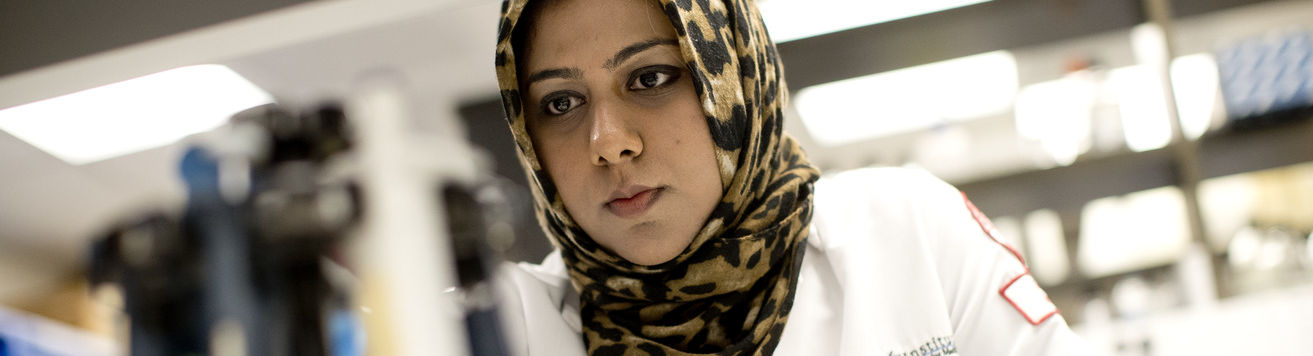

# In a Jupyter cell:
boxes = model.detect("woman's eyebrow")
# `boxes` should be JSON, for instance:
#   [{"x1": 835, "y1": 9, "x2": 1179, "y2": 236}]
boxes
[
  {"x1": 604, "y1": 38, "x2": 680, "y2": 70},
  {"x1": 525, "y1": 67, "x2": 584, "y2": 87}
]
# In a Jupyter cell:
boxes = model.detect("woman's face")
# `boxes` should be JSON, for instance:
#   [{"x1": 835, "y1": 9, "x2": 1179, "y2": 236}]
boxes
[{"x1": 520, "y1": 0, "x2": 722, "y2": 266}]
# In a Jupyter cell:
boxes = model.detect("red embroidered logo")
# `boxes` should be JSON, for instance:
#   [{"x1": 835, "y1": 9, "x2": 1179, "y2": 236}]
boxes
[{"x1": 1000, "y1": 273, "x2": 1059, "y2": 325}]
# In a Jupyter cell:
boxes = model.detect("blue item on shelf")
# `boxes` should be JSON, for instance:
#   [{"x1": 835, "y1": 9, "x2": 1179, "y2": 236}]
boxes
[
  {"x1": 1215, "y1": 28, "x2": 1313, "y2": 127},
  {"x1": 0, "y1": 335, "x2": 58, "y2": 356},
  {"x1": 329, "y1": 307, "x2": 364, "y2": 356}
]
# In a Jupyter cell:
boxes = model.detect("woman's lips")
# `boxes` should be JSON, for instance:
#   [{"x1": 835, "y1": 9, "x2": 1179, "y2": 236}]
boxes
[{"x1": 606, "y1": 187, "x2": 662, "y2": 218}]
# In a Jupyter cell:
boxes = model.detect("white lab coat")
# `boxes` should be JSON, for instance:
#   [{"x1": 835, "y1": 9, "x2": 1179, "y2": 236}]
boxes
[{"x1": 493, "y1": 167, "x2": 1092, "y2": 355}]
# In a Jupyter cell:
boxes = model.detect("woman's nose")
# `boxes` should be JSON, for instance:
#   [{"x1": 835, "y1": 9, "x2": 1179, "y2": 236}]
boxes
[{"x1": 588, "y1": 100, "x2": 643, "y2": 166}]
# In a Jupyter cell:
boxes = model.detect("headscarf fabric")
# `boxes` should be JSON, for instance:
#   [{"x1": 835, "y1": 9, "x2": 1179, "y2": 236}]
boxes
[{"x1": 494, "y1": 0, "x2": 821, "y2": 354}]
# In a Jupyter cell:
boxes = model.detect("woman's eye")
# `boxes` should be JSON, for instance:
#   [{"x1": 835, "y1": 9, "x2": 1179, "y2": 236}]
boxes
[
  {"x1": 544, "y1": 95, "x2": 583, "y2": 115},
  {"x1": 629, "y1": 70, "x2": 675, "y2": 90}
]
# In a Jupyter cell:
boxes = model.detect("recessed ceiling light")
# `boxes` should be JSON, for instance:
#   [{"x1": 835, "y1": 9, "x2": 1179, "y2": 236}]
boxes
[{"x1": 0, "y1": 65, "x2": 273, "y2": 165}]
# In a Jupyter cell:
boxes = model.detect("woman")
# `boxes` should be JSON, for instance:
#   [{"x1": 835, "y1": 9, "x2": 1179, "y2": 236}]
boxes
[{"x1": 490, "y1": 0, "x2": 1092, "y2": 355}]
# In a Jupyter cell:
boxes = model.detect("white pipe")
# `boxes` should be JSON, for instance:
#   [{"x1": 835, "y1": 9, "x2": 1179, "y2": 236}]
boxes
[{"x1": 349, "y1": 73, "x2": 469, "y2": 356}]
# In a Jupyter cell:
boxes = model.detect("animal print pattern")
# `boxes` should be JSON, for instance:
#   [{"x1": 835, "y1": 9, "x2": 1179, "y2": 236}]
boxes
[{"x1": 494, "y1": 0, "x2": 820, "y2": 354}]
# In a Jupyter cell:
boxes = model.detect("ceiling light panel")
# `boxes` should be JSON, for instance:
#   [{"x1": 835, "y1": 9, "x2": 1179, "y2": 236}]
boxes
[
  {"x1": 796, "y1": 50, "x2": 1017, "y2": 147},
  {"x1": 0, "y1": 65, "x2": 272, "y2": 165}
]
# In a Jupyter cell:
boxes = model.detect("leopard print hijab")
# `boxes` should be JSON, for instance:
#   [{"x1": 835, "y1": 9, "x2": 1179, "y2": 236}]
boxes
[{"x1": 494, "y1": 0, "x2": 820, "y2": 354}]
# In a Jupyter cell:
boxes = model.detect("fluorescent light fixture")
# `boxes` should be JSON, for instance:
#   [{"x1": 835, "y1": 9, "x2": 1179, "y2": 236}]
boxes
[
  {"x1": 1078, "y1": 186, "x2": 1190, "y2": 278},
  {"x1": 1013, "y1": 74, "x2": 1095, "y2": 166},
  {"x1": 1171, "y1": 54, "x2": 1220, "y2": 140},
  {"x1": 1109, "y1": 65, "x2": 1172, "y2": 152},
  {"x1": 0, "y1": 64, "x2": 272, "y2": 165},
  {"x1": 795, "y1": 50, "x2": 1016, "y2": 147},
  {"x1": 759, "y1": 0, "x2": 992, "y2": 43}
]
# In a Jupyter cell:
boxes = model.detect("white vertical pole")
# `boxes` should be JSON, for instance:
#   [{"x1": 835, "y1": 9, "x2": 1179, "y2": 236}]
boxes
[{"x1": 349, "y1": 74, "x2": 469, "y2": 356}]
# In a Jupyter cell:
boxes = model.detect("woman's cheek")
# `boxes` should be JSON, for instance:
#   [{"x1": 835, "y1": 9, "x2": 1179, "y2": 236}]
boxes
[{"x1": 541, "y1": 136, "x2": 591, "y2": 199}]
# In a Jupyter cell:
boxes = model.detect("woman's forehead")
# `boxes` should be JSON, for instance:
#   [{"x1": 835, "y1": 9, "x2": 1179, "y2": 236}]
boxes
[{"x1": 521, "y1": 0, "x2": 679, "y2": 69}]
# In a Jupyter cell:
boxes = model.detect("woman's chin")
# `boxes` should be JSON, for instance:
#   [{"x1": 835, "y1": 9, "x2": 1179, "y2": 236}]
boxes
[
  {"x1": 616, "y1": 242, "x2": 686, "y2": 266},
  {"x1": 589, "y1": 212, "x2": 703, "y2": 266},
  {"x1": 621, "y1": 253, "x2": 680, "y2": 266}
]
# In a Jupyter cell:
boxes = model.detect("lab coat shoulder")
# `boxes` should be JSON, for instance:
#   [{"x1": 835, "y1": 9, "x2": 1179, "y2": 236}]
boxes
[
  {"x1": 494, "y1": 252, "x2": 583, "y2": 356},
  {"x1": 809, "y1": 166, "x2": 953, "y2": 247},
  {"x1": 808, "y1": 166, "x2": 974, "y2": 260},
  {"x1": 811, "y1": 167, "x2": 1091, "y2": 355}
]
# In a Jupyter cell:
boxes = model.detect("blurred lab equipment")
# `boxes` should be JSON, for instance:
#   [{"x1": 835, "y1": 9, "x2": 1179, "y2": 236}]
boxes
[
  {"x1": 88, "y1": 90, "x2": 513, "y2": 356},
  {"x1": 89, "y1": 103, "x2": 361, "y2": 356}
]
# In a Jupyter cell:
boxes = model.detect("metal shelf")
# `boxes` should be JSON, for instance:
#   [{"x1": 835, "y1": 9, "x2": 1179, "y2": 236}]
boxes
[
  {"x1": 957, "y1": 116, "x2": 1312, "y2": 324},
  {"x1": 958, "y1": 117, "x2": 1313, "y2": 218}
]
